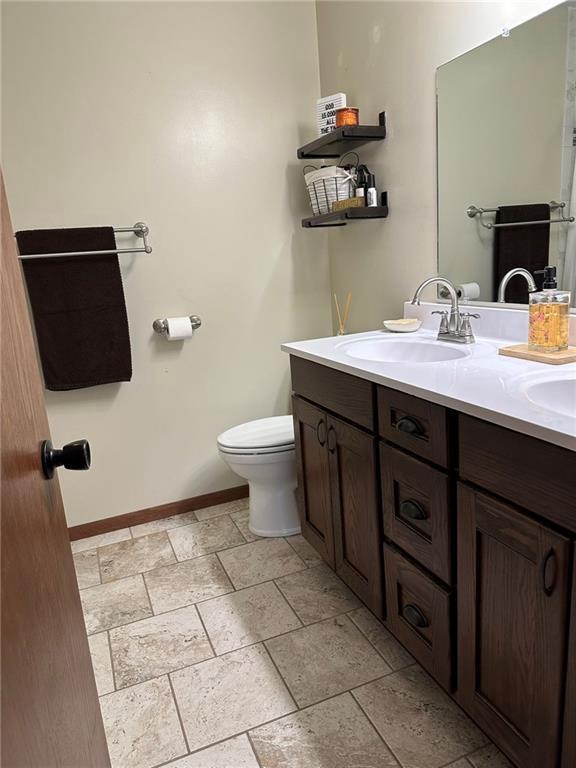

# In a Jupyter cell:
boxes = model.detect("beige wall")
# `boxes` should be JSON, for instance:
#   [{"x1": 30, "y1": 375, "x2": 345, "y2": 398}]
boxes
[
  {"x1": 2, "y1": 1, "x2": 331, "y2": 526},
  {"x1": 437, "y1": 4, "x2": 567, "y2": 299},
  {"x1": 316, "y1": 0, "x2": 562, "y2": 331}
]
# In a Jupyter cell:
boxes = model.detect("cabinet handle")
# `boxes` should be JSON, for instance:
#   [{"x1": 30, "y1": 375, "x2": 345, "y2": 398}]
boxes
[
  {"x1": 327, "y1": 426, "x2": 337, "y2": 453},
  {"x1": 398, "y1": 499, "x2": 428, "y2": 522},
  {"x1": 401, "y1": 603, "x2": 430, "y2": 629},
  {"x1": 395, "y1": 416, "x2": 425, "y2": 438},
  {"x1": 316, "y1": 419, "x2": 326, "y2": 447},
  {"x1": 542, "y1": 548, "x2": 558, "y2": 597}
]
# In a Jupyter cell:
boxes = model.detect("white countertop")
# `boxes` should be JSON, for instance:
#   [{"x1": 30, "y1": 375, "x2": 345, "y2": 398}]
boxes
[{"x1": 282, "y1": 304, "x2": 576, "y2": 452}]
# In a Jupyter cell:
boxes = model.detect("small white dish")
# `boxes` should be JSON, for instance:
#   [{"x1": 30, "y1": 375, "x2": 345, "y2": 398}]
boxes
[{"x1": 383, "y1": 318, "x2": 422, "y2": 333}]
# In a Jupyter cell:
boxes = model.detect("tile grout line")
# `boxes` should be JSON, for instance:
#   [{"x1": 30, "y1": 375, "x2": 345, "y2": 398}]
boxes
[
  {"x1": 166, "y1": 673, "x2": 191, "y2": 758},
  {"x1": 345, "y1": 608, "x2": 416, "y2": 673},
  {"x1": 193, "y1": 601, "x2": 218, "y2": 659},
  {"x1": 245, "y1": 731, "x2": 265, "y2": 768},
  {"x1": 103, "y1": 630, "x2": 117, "y2": 693},
  {"x1": 258, "y1": 642, "x2": 300, "y2": 712},
  {"x1": 350, "y1": 682, "x2": 406, "y2": 768}
]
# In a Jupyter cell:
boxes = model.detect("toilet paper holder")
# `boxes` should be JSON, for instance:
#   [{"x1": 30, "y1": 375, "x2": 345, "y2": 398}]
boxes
[{"x1": 152, "y1": 315, "x2": 202, "y2": 335}]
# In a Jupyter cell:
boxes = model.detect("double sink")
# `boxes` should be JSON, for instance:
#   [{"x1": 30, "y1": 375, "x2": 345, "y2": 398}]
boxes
[{"x1": 337, "y1": 334, "x2": 575, "y2": 419}]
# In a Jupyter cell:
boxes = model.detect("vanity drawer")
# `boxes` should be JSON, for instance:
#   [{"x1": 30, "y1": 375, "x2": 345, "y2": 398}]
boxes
[
  {"x1": 459, "y1": 415, "x2": 576, "y2": 533},
  {"x1": 377, "y1": 387, "x2": 449, "y2": 468},
  {"x1": 290, "y1": 356, "x2": 374, "y2": 431},
  {"x1": 380, "y1": 443, "x2": 451, "y2": 584},
  {"x1": 383, "y1": 544, "x2": 452, "y2": 691}
]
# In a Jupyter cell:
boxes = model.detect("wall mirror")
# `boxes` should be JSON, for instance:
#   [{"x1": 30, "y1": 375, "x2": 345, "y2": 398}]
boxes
[{"x1": 437, "y1": 2, "x2": 576, "y2": 307}]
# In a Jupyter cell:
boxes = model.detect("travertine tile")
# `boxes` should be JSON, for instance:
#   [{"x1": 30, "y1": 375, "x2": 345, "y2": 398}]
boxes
[
  {"x1": 99, "y1": 532, "x2": 176, "y2": 582},
  {"x1": 444, "y1": 761, "x2": 471, "y2": 768},
  {"x1": 164, "y1": 734, "x2": 259, "y2": 768},
  {"x1": 265, "y1": 615, "x2": 391, "y2": 707},
  {"x1": 275, "y1": 563, "x2": 360, "y2": 624},
  {"x1": 80, "y1": 575, "x2": 152, "y2": 634},
  {"x1": 168, "y1": 516, "x2": 244, "y2": 561},
  {"x1": 250, "y1": 692, "x2": 397, "y2": 768},
  {"x1": 88, "y1": 632, "x2": 114, "y2": 695},
  {"x1": 230, "y1": 507, "x2": 260, "y2": 542},
  {"x1": 109, "y1": 605, "x2": 213, "y2": 688},
  {"x1": 194, "y1": 497, "x2": 249, "y2": 521},
  {"x1": 71, "y1": 528, "x2": 131, "y2": 554},
  {"x1": 468, "y1": 744, "x2": 514, "y2": 768},
  {"x1": 353, "y1": 666, "x2": 487, "y2": 768},
  {"x1": 218, "y1": 538, "x2": 306, "y2": 589},
  {"x1": 349, "y1": 606, "x2": 414, "y2": 670},
  {"x1": 145, "y1": 554, "x2": 234, "y2": 614},
  {"x1": 171, "y1": 644, "x2": 295, "y2": 752},
  {"x1": 286, "y1": 534, "x2": 322, "y2": 566},
  {"x1": 100, "y1": 676, "x2": 186, "y2": 768},
  {"x1": 130, "y1": 511, "x2": 198, "y2": 538},
  {"x1": 198, "y1": 581, "x2": 301, "y2": 654},
  {"x1": 73, "y1": 549, "x2": 100, "y2": 590}
]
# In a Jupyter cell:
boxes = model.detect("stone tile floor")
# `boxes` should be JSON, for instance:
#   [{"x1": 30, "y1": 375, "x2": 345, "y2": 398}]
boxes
[{"x1": 73, "y1": 498, "x2": 513, "y2": 768}]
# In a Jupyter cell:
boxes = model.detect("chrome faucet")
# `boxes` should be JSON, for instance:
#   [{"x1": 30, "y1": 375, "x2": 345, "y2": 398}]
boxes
[
  {"x1": 411, "y1": 276, "x2": 479, "y2": 344},
  {"x1": 497, "y1": 268, "x2": 537, "y2": 302}
]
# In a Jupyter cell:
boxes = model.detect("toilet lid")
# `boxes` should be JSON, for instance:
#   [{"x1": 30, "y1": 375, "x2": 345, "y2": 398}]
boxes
[{"x1": 217, "y1": 416, "x2": 294, "y2": 451}]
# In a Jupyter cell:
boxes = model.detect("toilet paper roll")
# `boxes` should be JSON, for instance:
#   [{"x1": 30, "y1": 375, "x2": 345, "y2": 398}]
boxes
[
  {"x1": 456, "y1": 282, "x2": 481, "y2": 300},
  {"x1": 165, "y1": 316, "x2": 193, "y2": 341}
]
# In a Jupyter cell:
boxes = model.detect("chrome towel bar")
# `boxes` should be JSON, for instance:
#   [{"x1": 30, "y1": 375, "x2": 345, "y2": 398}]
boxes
[
  {"x1": 466, "y1": 201, "x2": 574, "y2": 229},
  {"x1": 17, "y1": 222, "x2": 152, "y2": 260}
]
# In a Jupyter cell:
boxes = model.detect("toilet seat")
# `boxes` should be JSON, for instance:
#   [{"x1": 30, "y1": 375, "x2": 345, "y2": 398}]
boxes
[{"x1": 217, "y1": 416, "x2": 294, "y2": 456}]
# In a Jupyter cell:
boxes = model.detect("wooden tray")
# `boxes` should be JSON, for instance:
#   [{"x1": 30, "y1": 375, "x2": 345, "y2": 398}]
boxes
[{"x1": 498, "y1": 344, "x2": 576, "y2": 365}]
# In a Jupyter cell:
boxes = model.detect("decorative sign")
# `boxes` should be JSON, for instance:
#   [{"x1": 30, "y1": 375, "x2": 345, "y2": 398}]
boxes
[{"x1": 317, "y1": 93, "x2": 347, "y2": 136}]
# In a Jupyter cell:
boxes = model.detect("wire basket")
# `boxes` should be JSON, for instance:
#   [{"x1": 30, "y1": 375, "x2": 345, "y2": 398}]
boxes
[{"x1": 304, "y1": 153, "x2": 358, "y2": 216}]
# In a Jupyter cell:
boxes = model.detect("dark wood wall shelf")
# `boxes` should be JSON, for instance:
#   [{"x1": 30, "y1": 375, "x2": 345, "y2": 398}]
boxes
[
  {"x1": 302, "y1": 203, "x2": 389, "y2": 228},
  {"x1": 297, "y1": 112, "x2": 386, "y2": 159}
]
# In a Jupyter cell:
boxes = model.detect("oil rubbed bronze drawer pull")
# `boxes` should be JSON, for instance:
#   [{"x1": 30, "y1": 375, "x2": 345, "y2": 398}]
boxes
[
  {"x1": 395, "y1": 416, "x2": 426, "y2": 438},
  {"x1": 542, "y1": 548, "x2": 558, "y2": 597},
  {"x1": 316, "y1": 419, "x2": 327, "y2": 447},
  {"x1": 398, "y1": 499, "x2": 428, "y2": 522},
  {"x1": 401, "y1": 603, "x2": 430, "y2": 629}
]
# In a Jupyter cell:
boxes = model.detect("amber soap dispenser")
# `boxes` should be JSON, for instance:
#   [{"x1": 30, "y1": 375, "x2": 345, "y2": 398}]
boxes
[{"x1": 528, "y1": 266, "x2": 570, "y2": 352}]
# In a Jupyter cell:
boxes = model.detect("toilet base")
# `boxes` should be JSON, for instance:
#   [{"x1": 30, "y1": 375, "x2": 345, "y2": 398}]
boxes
[{"x1": 247, "y1": 482, "x2": 300, "y2": 538}]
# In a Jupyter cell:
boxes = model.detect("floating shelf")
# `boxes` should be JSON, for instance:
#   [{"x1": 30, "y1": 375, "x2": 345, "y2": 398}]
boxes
[
  {"x1": 297, "y1": 112, "x2": 387, "y2": 159},
  {"x1": 302, "y1": 203, "x2": 389, "y2": 228}
]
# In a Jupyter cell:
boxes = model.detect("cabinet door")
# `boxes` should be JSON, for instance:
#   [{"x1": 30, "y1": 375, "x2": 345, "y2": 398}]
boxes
[
  {"x1": 562, "y1": 546, "x2": 576, "y2": 768},
  {"x1": 458, "y1": 484, "x2": 570, "y2": 768},
  {"x1": 327, "y1": 415, "x2": 383, "y2": 617},
  {"x1": 292, "y1": 396, "x2": 334, "y2": 566}
]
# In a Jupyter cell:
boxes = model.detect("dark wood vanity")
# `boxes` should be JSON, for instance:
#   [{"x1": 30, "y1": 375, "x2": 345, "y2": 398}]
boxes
[{"x1": 290, "y1": 355, "x2": 576, "y2": 768}]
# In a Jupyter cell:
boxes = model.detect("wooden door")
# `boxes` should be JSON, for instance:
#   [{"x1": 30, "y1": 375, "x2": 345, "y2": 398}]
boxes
[
  {"x1": 1, "y1": 175, "x2": 110, "y2": 767},
  {"x1": 327, "y1": 415, "x2": 383, "y2": 617},
  {"x1": 457, "y1": 484, "x2": 570, "y2": 768},
  {"x1": 292, "y1": 396, "x2": 334, "y2": 566}
]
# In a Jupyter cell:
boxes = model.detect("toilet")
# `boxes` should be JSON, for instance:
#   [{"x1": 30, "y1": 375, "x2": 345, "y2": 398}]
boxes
[{"x1": 217, "y1": 416, "x2": 300, "y2": 537}]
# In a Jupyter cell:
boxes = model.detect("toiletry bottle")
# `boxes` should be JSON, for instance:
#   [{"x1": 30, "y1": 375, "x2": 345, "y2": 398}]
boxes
[
  {"x1": 366, "y1": 173, "x2": 378, "y2": 207},
  {"x1": 355, "y1": 166, "x2": 367, "y2": 205},
  {"x1": 528, "y1": 266, "x2": 570, "y2": 352}
]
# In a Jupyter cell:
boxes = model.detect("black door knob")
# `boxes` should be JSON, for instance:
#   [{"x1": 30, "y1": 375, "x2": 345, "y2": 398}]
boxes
[{"x1": 41, "y1": 439, "x2": 91, "y2": 479}]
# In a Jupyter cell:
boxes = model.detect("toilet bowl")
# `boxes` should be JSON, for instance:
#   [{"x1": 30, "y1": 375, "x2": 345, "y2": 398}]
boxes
[{"x1": 217, "y1": 416, "x2": 300, "y2": 537}]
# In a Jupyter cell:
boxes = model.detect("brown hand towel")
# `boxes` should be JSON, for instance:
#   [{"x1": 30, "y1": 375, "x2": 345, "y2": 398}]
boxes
[
  {"x1": 493, "y1": 204, "x2": 550, "y2": 302},
  {"x1": 15, "y1": 227, "x2": 132, "y2": 390}
]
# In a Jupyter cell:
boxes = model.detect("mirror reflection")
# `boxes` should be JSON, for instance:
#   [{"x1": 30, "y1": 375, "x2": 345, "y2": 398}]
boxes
[{"x1": 437, "y1": 2, "x2": 576, "y2": 306}]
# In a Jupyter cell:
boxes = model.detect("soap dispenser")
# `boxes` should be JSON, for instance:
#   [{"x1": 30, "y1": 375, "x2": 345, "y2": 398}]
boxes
[{"x1": 528, "y1": 266, "x2": 570, "y2": 352}]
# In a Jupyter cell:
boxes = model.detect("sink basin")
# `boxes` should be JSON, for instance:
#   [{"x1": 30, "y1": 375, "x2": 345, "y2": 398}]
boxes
[
  {"x1": 523, "y1": 376, "x2": 576, "y2": 418},
  {"x1": 338, "y1": 338, "x2": 470, "y2": 364}
]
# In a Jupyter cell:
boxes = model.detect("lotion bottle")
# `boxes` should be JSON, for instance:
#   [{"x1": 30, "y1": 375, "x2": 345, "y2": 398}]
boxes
[{"x1": 528, "y1": 266, "x2": 570, "y2": 352}]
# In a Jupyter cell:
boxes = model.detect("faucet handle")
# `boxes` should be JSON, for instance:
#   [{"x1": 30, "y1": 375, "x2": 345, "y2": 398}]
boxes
[
  {"x1": 431, "y1": 310, "x2": 449, "y2": 334},
  {"x1": 459, "y1": 312, "x2": 479, "y2": 339}
]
